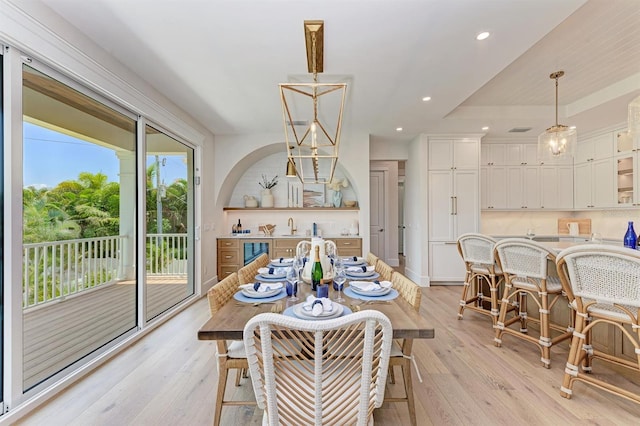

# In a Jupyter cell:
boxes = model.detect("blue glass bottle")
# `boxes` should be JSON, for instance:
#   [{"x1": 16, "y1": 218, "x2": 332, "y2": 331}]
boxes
[{"x1": 623, "y1": 221, "x2": 637, "y2": 249}]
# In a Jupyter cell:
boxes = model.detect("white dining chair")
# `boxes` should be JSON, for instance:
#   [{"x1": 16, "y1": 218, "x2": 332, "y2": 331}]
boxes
[{"x1": 243, "y1": 311, "x2": 393, "y2": 425}]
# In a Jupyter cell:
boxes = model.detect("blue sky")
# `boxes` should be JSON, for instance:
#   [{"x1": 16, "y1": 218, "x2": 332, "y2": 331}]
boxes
[{"x1": 23, "y1": 122, "x2": 186, "y2": 188}]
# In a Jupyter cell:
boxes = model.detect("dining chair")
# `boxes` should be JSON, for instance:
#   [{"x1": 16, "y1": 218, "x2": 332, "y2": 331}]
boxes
[
  {"x1": 385, "y1": 271, "x2": 422, "y2": 426},
  {"x1": 206, "y1": 272, "x2": 255, "y2": 426},
  {"x1": 375, "y1": 259, "x2": 394, "y2": 282},
  {"x1": 238, "y1": 253, "x2": 270, "y2": 285},
  {"x1": 494, "y1": 238, "x2": 573, "y2": 368},
  {"x1": 296, "y1": 240, "x2": 312, "y2": 258},
  {"x1": 366, "y1": 252, "x2": 379, "y2": 267},
  {"x1": 243, "y1": 311, "x2": 393, "y2": 426},
  {"x1": 556, "y1": 244, "x2": 640, "y2": 404},
  {"x1": 457, "y1": 233, "x2": 504, "y2": 324}
]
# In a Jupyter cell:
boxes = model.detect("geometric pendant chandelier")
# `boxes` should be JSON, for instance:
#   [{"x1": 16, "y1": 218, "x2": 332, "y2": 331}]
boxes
[{"x1": 281, "y1": 20, "x2": 347, "y2": 184}]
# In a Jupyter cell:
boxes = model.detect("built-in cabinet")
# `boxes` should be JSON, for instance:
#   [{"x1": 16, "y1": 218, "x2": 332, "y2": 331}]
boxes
[
  {"x1": 481, "y1": 142, "x2": 572, "y2": 210},
  {"x1": 614, "y1": 130, "x2": 640, "y2": 206},
  {"x1": 428, "y1": 138, "x2": 480, "y2": 282},
  {"x1": 573, "y1": 131, "x2": 616, "y2": 209},
  {"x1": 217, "y1": 237, "x2": 362, "y2": 278}
]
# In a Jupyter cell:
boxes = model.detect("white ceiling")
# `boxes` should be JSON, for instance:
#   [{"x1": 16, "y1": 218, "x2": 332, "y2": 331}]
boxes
[{"x1": 37, "y1": 0, "x2": 640, "y2": 143}]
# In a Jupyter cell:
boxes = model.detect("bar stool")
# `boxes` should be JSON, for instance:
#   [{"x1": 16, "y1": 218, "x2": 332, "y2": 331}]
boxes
[
  {"x1": 457, "y1": 233, "x2": 504, "y2": 324},
  {"x1": 556, "y1": 244, "x2": 640, "y2": 403},
  {"x1": 494, "y1": 238, "x2": 573, "y2": 368}
]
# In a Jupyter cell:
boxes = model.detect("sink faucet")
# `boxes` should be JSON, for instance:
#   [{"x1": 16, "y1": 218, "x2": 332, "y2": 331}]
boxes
[{"x1": 288, "y1": 217, "x2": 297, "y2": 235}]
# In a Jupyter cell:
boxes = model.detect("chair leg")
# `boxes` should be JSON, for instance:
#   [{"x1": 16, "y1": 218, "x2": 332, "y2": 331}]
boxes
[
  {"x1": 458, "y1": 270, "x2": 472, "y2": 319},
  {"x1": 214, "y1": 365, "x2": 229, "y2": 426},
  {"x1": 235, "y1": 368, "x2": 243, "y2": 386},
  {"x1": 560, "y1": 313, "x2": 586, "y2": 399},
  {"x1": 538, "y1": 292, "x2": 552, "y2": 369},
  {"x1": 401, "y1": 362, "x2": 417, "y2": 426}
]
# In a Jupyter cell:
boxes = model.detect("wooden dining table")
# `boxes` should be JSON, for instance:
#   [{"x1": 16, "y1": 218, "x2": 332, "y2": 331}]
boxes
[{"x1": 197, "y1": 282, "x2": 435, "y2": 342}]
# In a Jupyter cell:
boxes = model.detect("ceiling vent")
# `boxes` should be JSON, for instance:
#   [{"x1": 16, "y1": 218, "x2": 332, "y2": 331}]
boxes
[{"x1": 508, "y1": 127, "x2": 532, "y2": 133}]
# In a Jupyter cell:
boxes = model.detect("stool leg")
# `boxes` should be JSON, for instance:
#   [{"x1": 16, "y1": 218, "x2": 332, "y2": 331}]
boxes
[{"x1": 458, "y1": 268, "x2": 472, "y2": 319}]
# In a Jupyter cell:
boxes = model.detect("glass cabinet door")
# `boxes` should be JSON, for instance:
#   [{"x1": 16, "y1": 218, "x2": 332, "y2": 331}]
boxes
[
  {"x1": 616, "y1": 130, "x2": 634, "y2": 154},
  {"x1": 616, "y1": 155, "x2": 635, "y2": 205}
]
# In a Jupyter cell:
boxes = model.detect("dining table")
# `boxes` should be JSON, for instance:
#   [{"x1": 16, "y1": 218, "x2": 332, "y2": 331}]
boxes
[{"x1": 197, "y1": 275, "x2": 434, "y2": 344}]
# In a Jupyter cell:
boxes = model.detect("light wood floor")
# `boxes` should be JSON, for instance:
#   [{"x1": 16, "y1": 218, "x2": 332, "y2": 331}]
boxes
[{"x1": 16, "y1": 285, "x2": 640, "y2": 425}]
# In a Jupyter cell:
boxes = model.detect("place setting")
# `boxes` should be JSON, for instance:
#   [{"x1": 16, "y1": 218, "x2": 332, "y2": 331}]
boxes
[
  {"x1": 344, "y1": 280, "x2": 399, "y2": 302},
  {"x1": 283, "y1": 294, "x2": 352, "y2": 321},
  {"x1": 268, "y1": 257, "x2": 294, "y2": 268},
  {"x1": 344, "y1": 264, "x2": 379, "y2": 280},
  {"x1": 342, "y1": 256, "x2": 366, "y2": 267},
  {"x1": 233, "y1": 281, "x2": 287, "y2": 304},
  {"x1": 255, "y1": 266, "x2": 287, "y2": 282}
]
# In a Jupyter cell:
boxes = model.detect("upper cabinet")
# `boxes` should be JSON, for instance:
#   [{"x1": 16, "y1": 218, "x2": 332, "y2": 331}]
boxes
[
  {"x1": 429, "y1": 139, "x2": 479, "y2": 170},
  {"x1": 575, "y1": 132, "x2": 614, "y2": 164},
  {"x1": 506, "y1": 143, "x2": 538, "y2": 166}
]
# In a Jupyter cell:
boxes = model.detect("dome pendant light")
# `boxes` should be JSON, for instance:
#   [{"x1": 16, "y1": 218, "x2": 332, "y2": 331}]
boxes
[{"x1": 537, "y1": 70, "x2": 577, "y2": 162}]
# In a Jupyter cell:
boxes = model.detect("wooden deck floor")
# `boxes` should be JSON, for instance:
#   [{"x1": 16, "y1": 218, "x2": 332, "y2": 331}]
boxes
[
  {"x1": 23, "y1": 277, "x2": 190, "y2": 390},
  {"x1": 16, "y1": 285, "x2": 640, "y2": 425}
]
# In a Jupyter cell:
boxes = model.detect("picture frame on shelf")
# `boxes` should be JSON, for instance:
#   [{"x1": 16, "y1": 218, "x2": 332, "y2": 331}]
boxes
[{"x1": 303, "y1": 183, "x2": 325, "y2": 207}]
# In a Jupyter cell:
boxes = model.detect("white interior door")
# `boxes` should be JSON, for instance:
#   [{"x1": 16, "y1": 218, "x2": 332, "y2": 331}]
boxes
[{"x1": 369, "y1": 170, "x2": 386, "y2": 260}]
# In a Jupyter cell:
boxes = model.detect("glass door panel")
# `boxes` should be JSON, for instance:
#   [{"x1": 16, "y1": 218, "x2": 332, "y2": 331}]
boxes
[
  {"x1": 144, "y1": 124, "x2": 194, "y2": 321},
  {"x1": 616, "y1": 155, "x2": 634, "y2": 205},
  {"x1": 22, "y1": 64, "x2": 137, "y2": 390}
]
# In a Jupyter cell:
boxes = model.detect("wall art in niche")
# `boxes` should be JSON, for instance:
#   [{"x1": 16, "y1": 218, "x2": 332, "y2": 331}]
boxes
[{"x1": 303, "y1": 184, "x2": 325, "y2": 207}]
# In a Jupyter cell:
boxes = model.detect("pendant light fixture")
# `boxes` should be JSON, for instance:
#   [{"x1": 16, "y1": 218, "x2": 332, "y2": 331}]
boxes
[
  {"x1": 537, "y1": 70, "x2": 577, "y2": 162},
  {"x1": 280, "y1": 20, "x2": 347, "y2": 184}
]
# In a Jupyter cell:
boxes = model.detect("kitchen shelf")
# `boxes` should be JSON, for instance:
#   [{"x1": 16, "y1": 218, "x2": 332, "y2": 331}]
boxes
[{"x1": 223, "y1": 207, "x2": 359, "y2": 211}]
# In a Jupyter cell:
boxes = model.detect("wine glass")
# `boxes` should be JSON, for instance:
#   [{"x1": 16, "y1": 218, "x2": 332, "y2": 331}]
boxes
[
  {"x1": 293, "y1": 255, "x2": 305, "y2": 286},
  {"x1": 333, "y1": 267, "x2": 346, "y2": 303},
  {"x1": 286, "y1": 266, "x2": 299, "y2": 301}
]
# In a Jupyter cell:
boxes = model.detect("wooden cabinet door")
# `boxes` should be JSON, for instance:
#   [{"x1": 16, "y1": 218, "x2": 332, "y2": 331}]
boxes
[
  {"x1": 592, "y1": 158, "x2": 614, "y2": 207},
  {"x1": 453, "y1": 170, "x2": 479, "y2": 237},
  {"x1": 522, "y1": 166, "x2": 540, "y2": 208},
  {"x1": 574, "y1": 162, "x2": 593, "y2": 208},
  {"x1": 428, "y1": 171, "x2": 454, "y2": 241},
  {"x1": 506, "y1": 167, "x2": 523, "y2": 209}
]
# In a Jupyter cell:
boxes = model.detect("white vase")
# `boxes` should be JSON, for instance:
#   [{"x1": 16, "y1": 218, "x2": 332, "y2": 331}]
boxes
[
  {"x1": 261, "y1": 189, "x2": 274, "y2": 208},
  {"x1": 332, "y1": 190, "x2": 342, "y2": 208}
]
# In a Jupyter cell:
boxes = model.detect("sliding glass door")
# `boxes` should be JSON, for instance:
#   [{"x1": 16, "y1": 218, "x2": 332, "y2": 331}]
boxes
[
  {"x1": 144, "y1": 124, "x2": 194, "y2": 321},
  {"x1": 22, "y1": 64, "x2": 138, "y2": 390}
]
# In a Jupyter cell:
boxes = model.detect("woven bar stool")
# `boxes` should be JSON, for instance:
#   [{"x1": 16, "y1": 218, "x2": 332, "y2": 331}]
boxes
[
  {"x1": 457, "y1": 233, "x2": 504, "y2": 324},
  {"x1": 556, "y1": 244, "x2": 640, "y2": 403},
  {"x1": 493, "y1": 238, "x2": 573, "y2": 368}
]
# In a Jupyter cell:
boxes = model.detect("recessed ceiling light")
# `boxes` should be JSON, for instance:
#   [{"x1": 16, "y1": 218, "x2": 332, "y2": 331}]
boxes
[
  {"x1": 476, "y1": 31, "x2": 490, "y2": 41},
  {"x1": 396, "y1": 127, "x2": 403, "y2": 132},
  {"x1": 422, "y1": 96, "x2": 431, "y2": 102},
  {"x1": 482, "y1": 126, "x2": 489, "y2": 131}
]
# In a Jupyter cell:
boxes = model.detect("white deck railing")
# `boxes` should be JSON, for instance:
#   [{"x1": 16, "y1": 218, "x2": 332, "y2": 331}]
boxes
[{"x1": 23, "y1": 233, "x2": 188, "y2": 308}]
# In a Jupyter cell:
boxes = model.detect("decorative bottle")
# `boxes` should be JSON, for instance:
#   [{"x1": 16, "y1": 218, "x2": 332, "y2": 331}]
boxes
[
  {"x1": 311, "y1": 245, "x2": 323, "y2": 292},
  {"x1": 236, "y1": 219, "x2": 242, "y2": 234},
  {"x1": 623, "y1": 221, "x2": 637, "y2": 249}
]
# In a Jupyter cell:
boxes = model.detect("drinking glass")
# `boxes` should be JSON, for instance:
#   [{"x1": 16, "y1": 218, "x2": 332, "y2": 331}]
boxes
[
  {"x1": 286, "y1": 267, "x2": 299, "y2": 301},
  {"x1": 590, "y1": 232, "x2": 603, "y2": 244},
  {"x1": 333, "y1": 268, "x2": 346, "y2": 303},
  {"x1": 293, "y1": 255, "x2": 305, "y2": 287}
]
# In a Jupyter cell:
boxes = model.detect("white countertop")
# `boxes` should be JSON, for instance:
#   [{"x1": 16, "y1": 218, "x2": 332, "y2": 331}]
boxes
[{"x1": 218, "y1": 234, "x2": 359, "y2": 239}]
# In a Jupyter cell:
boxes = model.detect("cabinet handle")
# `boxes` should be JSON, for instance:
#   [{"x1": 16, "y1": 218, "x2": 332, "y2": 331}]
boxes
[
  {"x1": 454, "y1": 196, "x2": 458, "y2": 215},
  {"x1": 343, "y1": 242, "x2": 352, "y2": 245},
  {"x1": 451, "y1": 197, "x2": 454, "y2": 215},
  {"x1": 224, "y1": 255, "x2": 232, "y2": 259}
]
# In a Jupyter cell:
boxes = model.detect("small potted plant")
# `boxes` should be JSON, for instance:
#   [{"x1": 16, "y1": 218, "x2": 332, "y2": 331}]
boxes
[{"x1": 259, "y1": 174, "x2": 278, "y2": 208}]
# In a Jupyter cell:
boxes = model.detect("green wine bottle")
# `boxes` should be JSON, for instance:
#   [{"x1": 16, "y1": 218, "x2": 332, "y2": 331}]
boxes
[{"x1": 311, "y1": 245, "x2": 323, "y2": 292}]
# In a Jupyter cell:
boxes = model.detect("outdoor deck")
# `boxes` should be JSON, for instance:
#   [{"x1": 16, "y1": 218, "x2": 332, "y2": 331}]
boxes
[{"x1": 23, "y1": 277, "x2": 189, "y2": 390}]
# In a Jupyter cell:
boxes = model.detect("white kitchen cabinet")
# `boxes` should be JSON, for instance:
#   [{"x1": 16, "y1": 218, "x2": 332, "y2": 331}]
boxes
[
  {"x1": 429, "y1": 139, "x2": 479, "y2": 170},
  {"x1": 615, "y1": 153, "x2": 639, "y2": 206},
  {"x1": 481, "y1": 143, "x2": 507, "y2": 166},
  {"x1": 429, "y1": 170, "x2": 479, "y2": 241},
  {"x1": 540, "y1": 165, "x2": 573, "y2": 209},
  {"x1": 505, "y1": 166, "x2": 539, "y2": 209},
  {"x1": 480, "y1": 166, "x2": 507, "y2": 209},
  {"x1": 574, "y1": 158, "x2": 614, "y2": 208},
  {"x1": 428, "y1": 241, "x2": 466, "y2": 282},
  {"x1": 505, "y1": 143, "x2": 539, "y2": 165},
  {"x1": 576, "y1": 133, "x2": 614, "y2": 163}
]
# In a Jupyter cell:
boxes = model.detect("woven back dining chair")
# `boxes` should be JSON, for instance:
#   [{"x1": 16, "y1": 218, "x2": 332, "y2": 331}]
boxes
[
  {"x1": 238, "y1": 253, "x2": 270, "y2": 285},
  {"x1": 365, "y1": 252, "x2": 379, "y2": 268},
  {"x1": 556, "y1": 244, "x2": 640, "y2": 404},
  {"x1": 375, "y1": 259, "x2": 394, "y2": 282},
  {"x1": 207, "y1": 272, "x2": 255, "y2": 425},
  {"x1": 243, "y1": 311, "x2": 393, "y2": 426},
  {"x1": 385, "y1": 271, "x2": 422, "y2": 426},
  {"x1": 494, "y1": 238, "x2": 573, "y2": 368},
  {"x1": 457, "y1": 233, "x2": 504, "y2": 324}
]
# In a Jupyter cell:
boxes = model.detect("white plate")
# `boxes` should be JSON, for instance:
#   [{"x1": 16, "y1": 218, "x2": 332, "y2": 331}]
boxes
[
  {"x1": 269, "y1": 261, "x2": 293, "y2": 267},
  {"x1": 241, "y1": 287, "x2": 282, "y2": 298},
  {"x1": 346, "y1": 269, "x2": 376, "y2": 277},
  {"x1": 293, "y1": 303, "x2": 344, "y2": 320},
  {"x1": 343, "y1": 258, "x2": 366, "y2": 266},
  {"x1": 256, "y1": 273, "x2": 287, "y2": 281},
  {"x1": 350, "y1": 286, "x2": 391, "y2": 297}
]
